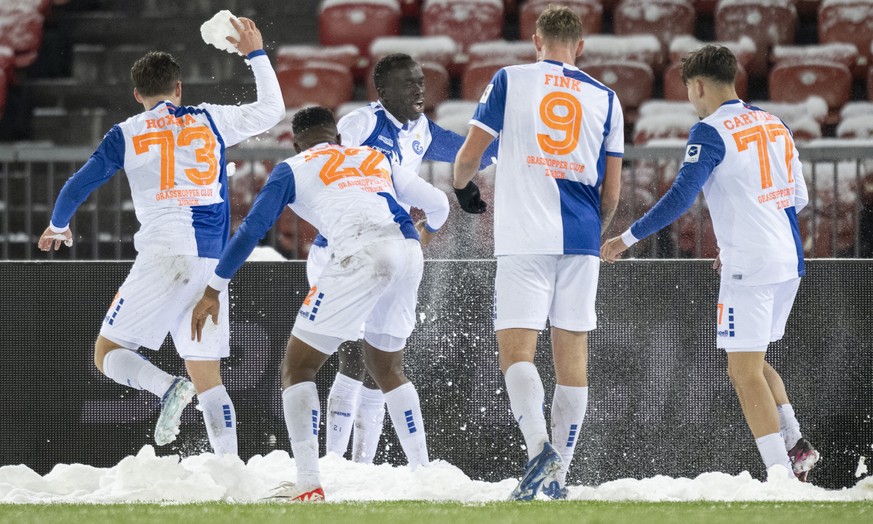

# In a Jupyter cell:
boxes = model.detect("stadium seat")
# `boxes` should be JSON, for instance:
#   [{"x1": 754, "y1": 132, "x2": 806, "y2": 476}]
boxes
[
  {"x1": 276, "y1": 62, "x2": 354, "y2": 110},
  {"x1": 771, "y1": 43, "x2": 858, "y2": 70},
  {"x1": 319, "y1": 0, "x2": 402, "y2": 54},
  {"x1": 461, "y1": 59, "x2": 517, "y2": 101},
  {"x1": 613, "y1": 0, "x2": 695, "y2": 49},
  {"x1": 467, "y1": 40, "x2": 537, "y2": 67},
  {"x1": 366, "y1": 60, "x2": 450, "y2": 111},
  {"x1": 519, "y1": 0, "x2": 602, "y2": 40},
  {"x1": 276, "y1": 45, "x2": 360, "y2": 73},
  {"x1": 400, "y1": 0, "x2": 421, "y2": 18},
  {"x1": 369, "y1": 36, "x2": 458, "y2": 68},
  {"x1": 0, "y1": 46, "x2": 14, "y2": 78},
  {"x1": 752, "y1": 98, "x2": 827, "y2": 142},
  {"x1": 421, "y1": 0, "x2": 504, "y2": 51},
  {"x1": 802, "y1": 161, "x2": 860, "y2": 257},
  {"x1": 715, "y1": 0, "x2": 797, "y2": 78},
  {"x1": 580, "y1": 34, "x2": 665, "y2": 74},
  {"x1": 768, "y1": 61, "x2": 852, "y2": 114},
  {"x1": 632, "y1": 107, "x2": 698, "y2": 145},
  {"x1": 0, "y1": 69, "x2": 7, "y2": 120},
  {"x1": 579, "y1": 61, "x2": 654, "y2": 119},
  {"x1": 0, "y1": 7, "x2": 45, "y2": 68},
  {"x1": 668, "y1": 35, "x2": 756, "y2": 71},
  {"x1": 663, "y1": 62, "x2": 749, "y2": 101},
  {"x1": 692, "y1": 0, "x2": 717, "y2": 15},
  {"x1": 434, "y1": 99, "x2": 479, "y2": 134},
  {"x1": 818, "y1": 0, "x2": 873, "y2": 77}
]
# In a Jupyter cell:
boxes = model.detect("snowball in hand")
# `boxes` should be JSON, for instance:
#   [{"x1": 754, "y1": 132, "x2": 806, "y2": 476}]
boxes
[{"x1": 201, "y1": 10, "x2": 242, "y2": 55}]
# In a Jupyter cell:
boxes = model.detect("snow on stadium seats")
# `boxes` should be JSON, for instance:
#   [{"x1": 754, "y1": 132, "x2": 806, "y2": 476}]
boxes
[
  {"x1": 369, "y1": 36, "x2": 458, "y2": 68},
  {"x1": 421, "y1": 0, "x2": 504, "y2": 51},
  {"x1": 752, "y1": 97, "x2": 828, "y2": 141},
  {"x1": 771, "y1": 42, "x2": 858, "y2": 69},
  {"x1": 579, "y1": 61, "x2": 654, "y2": 120},
  {"x1": 663, "y1": 61, "x2": 748, "y2": 101},
  {"x1": 715, "y1": 0, "x2": 798, "y2": 78},
  {"x1": 836, "y1": 103, "x2": 873, "y2": 138},
  {"x1": 276, "y1": 62, "x2": 354, "y2": 110},
  {"x1": 0, "y1": 45, "x2": 14, "y2": 78},
  {"x1": 632, "y1": 100, "x2": 698, "y2": 144},
  {"x1": 519, "y1": 0, "x2": 603, "y2": 40},
  {"x1": 460, "y1": 40, "x2": 537, "y2": 101},
  {"x1": 668, "y1": 35, "x2": 756, "y2": 70},
  {"x1": 319, "y1": 0, "x2": 402, "y2": 55},
  {"x1": 0, "y1": 5, "x2": 45, "y2": 68},
  {"x1": 818, "y1": 0, "x2": 873, "y2": 77},
  {"x1": 579, "y1": 34, "x2": 665, "y2": 74},
  {"x1": 614, "y1": 0, "x2": 695, "y2": 50},
  {"x1": 767, "y1": 60, "x2": 852, "y2": 117},
  {"x1": 461, "y1": 59, "x2": 516, "y2": 100},
  {"x1": 276, "y1": 45, "x2": 360, "y2": 74}
]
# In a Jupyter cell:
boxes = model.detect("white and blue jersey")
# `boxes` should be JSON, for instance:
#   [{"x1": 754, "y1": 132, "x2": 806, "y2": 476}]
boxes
[
  {"x1": 471, "y1": 60, "x2": 625, "y2": 256},
  {"x1": 623, "y1": 100, "x2": 808, "y2": 286},
  {"x1": 210, "y1": 143, "x2": 449, "y2": 289},
  {"x1": 311, "y1": 101, "x2": 498, "y2": 248},
  {"x1": 49, "y1": 51, "x2": 285, "y2": 259}
]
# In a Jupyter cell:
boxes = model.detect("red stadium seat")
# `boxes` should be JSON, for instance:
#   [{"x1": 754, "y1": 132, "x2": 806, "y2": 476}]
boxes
[
  {"x1": 580, "y1": 34, "x2": 665, "y2": 74},
  {"x1": 0, "y1": 7, "x2": 44, "y2": 68},
  {"x1": 421, "y1": 0, "x2": 504, "y2": 51},
  {"x1": 692, "y1": 0, "x2": 717, "y2": 15},
  {"x1": 276, "y1": 62, "x2": 354, "y2": 110},
  {"x1": 663, "y1": 62, "x2": 749, "y2": 101},
  {"x1": 715, "y1": 0, "x2": 797, "y2": 78},
  {"x1": 276, "y1": 45, "x2": 360, "y2": 73},
  {"x1": 319, "y1": 0, "x2": 402, "y2": 54},
  {"x1": 399, "y1": 0, "x2": 421, "y2": 18},
  {"x1": 467, "y1": 40, "x2": 536, "y2": 66},
  {"x1": 519, "y1": 0, "x2": 602, "y2": 40},
  {"x1": 0, "y1": 46, "x2": 13, "y2": 78},
  {"x1": 369, "y1": 36, "x2": 458, "y2": 68},
  {"x1": 668, "y1": 35, "x2": 756, "y2": 71},
  {"x1": 818, "y1": 0, "x2": 873, "y2": 78},
  {"x1": 771, "y1": 43, "x2": 858, "y2": 70},
  {"x1": 768, "y1": 61, "x2": 852, "y2": 112},
  {"x1": 579, "y1": 61, "x2": 654, "y2": 118},
  {"x1": 366, "y1": 61, "x2": 450, "y2": 111},
  {"x1": 461, "y1": 59, "x2": 517, "y2": 101},
  {"x1": 613, "y1": 0, "x2": 695, "y2": 49},
  {"x1": 632, "y1": 107, "x2": 698, "y2": 145}
]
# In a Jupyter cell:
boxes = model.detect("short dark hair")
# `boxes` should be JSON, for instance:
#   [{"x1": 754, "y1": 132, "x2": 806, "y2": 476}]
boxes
[
  {"x1": 373, "y1": 53, "x2": 416, "y2": 90},
  {"x1": 291, "y1": 106, "x2": 336, "y2": 136},
  {"x1": 680, "y1": 45, "x2": 737, "y2": 85},
  {"x1": 536, "y1": 4, "x2": 584, "y2": 42},
  {"x1": 130, "y1": 51, "x2": 181, "y2": 96}
]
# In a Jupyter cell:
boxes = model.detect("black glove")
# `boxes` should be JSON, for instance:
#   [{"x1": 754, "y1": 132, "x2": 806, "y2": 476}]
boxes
[{"x1": 453, "y1": 181, "x2": 488, "y2": 214}]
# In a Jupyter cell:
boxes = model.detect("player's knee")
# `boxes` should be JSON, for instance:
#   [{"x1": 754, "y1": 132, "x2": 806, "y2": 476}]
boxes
[
  {"x1": 93, "y1": 338, "x2": 114, "y2": 373},
  {"x1": 337, "y1": 342, "x2": 367, "y2": 379}
]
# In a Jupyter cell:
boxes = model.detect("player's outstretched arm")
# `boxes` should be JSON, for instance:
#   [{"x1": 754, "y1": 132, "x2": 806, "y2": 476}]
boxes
[
  {"x1": 425, "y1": 120, "x2": 498, "y2": 170},
  {"x1": 393, "y1": 164, "x2": 449, "y2": 245}
]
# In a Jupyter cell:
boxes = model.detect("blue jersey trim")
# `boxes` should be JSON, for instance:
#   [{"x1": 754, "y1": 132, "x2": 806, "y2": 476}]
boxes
[
  {"x1": 377, "y1": 192, "x2": 419, "y2": 241},
  {"x1": 471, "y1": 68, "x2": 508, "y2": 135},
  {"x1": 51, "y1": 125, "x2": 126, "y2": 228},
  {"x1": 605, "y1": 152, "x2": 623, "y2": 158},
  {"x1": 247, "y1": 49, "x2": 267, "y2": 59},
  {"x1": 363, "y1": 108, "x2": 403, "y2": 164},
  {"x1": 785, "y1": 207, "x2": 806, "y2": 277},
  {"x1": 313, "y1": 233, "x2": 328, "y2": 247},
  {"x1": 171, "y1": 104, "x2": 231, "y2": 259},
  {"x1": 630, "y1": 122, "x2": 725, "y2": 241},
  {"x1": 556, "y1": 178, "x2": 602, "y2": 255},
  {"x1": 215, "y1": 163, "x2": 296, "y2": 280}
]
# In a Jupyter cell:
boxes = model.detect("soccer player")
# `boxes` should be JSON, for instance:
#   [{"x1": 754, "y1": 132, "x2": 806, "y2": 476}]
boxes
[
  {"x1": 601, "y1": 45, "x2": 820, "y2": 481},
  {"x1": 452, "y1": 6, "x2": 624, "y2": 500},
  {"x1": 317, "y1": 53, "x2": 498, "y2": 464},
  {"x1": 191, "y1": 106, "x2": 450, "y2": 502},
  {"x1": 37, "y1": 18, "x2": 285, "y2": 455}
]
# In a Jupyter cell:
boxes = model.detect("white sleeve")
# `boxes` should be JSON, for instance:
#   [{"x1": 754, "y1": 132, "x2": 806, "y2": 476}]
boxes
[
  {"x1": 793, "y1": 148, "x2": 808, "y2": 213},
  {"x1": 392, "y1": 164, "x2": 450, "y2": 231},
  {"x1": 199, "y1": 54, "x2": 285, "y2": 147},
  {"x1": 605, "y1": 95, "x2": 625, "y2": 155},
  {"x1": 338, "y1": 109, "x2": 376, "y2": 147}
]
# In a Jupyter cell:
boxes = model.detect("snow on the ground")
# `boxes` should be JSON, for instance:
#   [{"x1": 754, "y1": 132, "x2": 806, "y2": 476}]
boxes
[{"x1": 1, "y1": 446, "x2": 872, "y2": 503}]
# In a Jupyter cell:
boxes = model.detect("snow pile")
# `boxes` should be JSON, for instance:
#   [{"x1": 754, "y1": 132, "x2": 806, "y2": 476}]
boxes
[
  {"x1": 617, "y1": 0, "x2": 691, "y2": 23},
  {"x1": 200, "y1": 11, "x2": 242, "y2": 56},
  {"x1": 638, "y1": 100, "x2": 697, "y2": 118},
  {"x1": 752, "y1": 97, "x2": 828, "y2": 139},
  {"x1": 772, "y1": 43, "x2": 858, "y2": 66},
  {"x1": 370, "y1": 36, "x2": 457, "y2": 65},
  {"x1": 837, "y1": 115, "x2": 873, "y2": 138},
  {"x1": 2, "y1": 446, "x2": 872, "y2": 503}
]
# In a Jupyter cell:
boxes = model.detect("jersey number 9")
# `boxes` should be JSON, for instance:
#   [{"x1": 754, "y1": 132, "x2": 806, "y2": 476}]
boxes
[{"x1": 537, "y1": 92, "x2": 583, "y2": 156}]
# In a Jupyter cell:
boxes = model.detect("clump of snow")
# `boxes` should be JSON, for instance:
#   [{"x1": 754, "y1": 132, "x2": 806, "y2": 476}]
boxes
[
  {"x1": 638, "y1": 100, "x2": 696, "y2": 117},
  {"x1": 200, "y1": 11, "x2": 242, "y2": 56},
  {"x1": 2, "y1": 446, "x2": 873, "y2": 503},
  {"x1": 856, "y1": 457, "x2": 868, "y2": 478},
  {"x1": 370, "y1": 36, "x2": 457, "y2": 65},
  {"x1": 247, "y1": 246, "x2": 287, "y2": 261},
  {"x1": 717, "y1": 0, "x2": 795, "y2": 10},
  {"x1": 617, "y1": 0, "x2": 692, "y2": 23},
  {"x1": 837, "y1": 115, "x2": 873, "y2": 138},
  {"x1": 752, "y1": 97, "x2": 829, "y2": 124},
  {"x1": 840, "y1": 101, "x2": 873, "y2": 120},
  {"x1": 424, "y1": 0, "x2": 502, "y2": 9},
  {"x1": 772, "y1": 43, "x2": 858, "y2": 66},
  {"x1": 633, "y1": 111, "x2": 699, "y2": 143},
  {"x1": 277, "y1": 44, "x2": 358, "y2": 61}
]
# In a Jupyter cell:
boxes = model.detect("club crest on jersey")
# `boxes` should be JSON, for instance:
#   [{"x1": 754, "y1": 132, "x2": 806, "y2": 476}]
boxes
[
  {"x1": 685, "y1": 144, "x2": 702, "y2": 163},
  {"x1": 412, "y1": 140, "x2": 423, "y2": 154},
  {"x1": 480, "y1": 84, "x2": 494, "y2": 104}
]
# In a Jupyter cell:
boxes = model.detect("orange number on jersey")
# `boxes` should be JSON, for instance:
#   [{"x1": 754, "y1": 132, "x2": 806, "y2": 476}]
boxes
[
  {"x1": 717, "y1": 303, "x2": 724, "y2": 324},
  {"x1": 132, "y1": 130, "x2": 175, "y2": 190},
  {"x1": 311, "y1": 147, "x2": 390, "y2": 185},
  {"x1": 178, "y1": 126, "x2": 219, "y2": 186},
  {"x1": 537, "y1": 91, "x2": 583, "y2": 156},
  {"x1": 303, "y1": 286, "x2": 318, "y2": 306},
  {"x1": 132, "y1": 125, "x2": 219, "y2": 189},
  {"x1": 732, "y1": 123, "x2": 794, "y2": 190}
]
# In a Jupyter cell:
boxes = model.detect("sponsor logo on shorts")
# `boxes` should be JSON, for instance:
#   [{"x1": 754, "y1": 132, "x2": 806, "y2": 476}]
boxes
[{"x1": 717, "y1": 306, "x2": 736, "y2": 337}]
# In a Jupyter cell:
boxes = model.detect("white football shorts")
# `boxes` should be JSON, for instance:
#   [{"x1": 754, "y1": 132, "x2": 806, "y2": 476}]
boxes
[
  {"x1": 292, "y1": 238, "x2": 423, "y2": 353},
  {"x1": 306, "y1": 243, "x2": 330, "y2": 287},
  {"x1": 494, "y1": 254, "x2": 599, "y2": 332},
  {"x1": 100, "y1": 255, "x2": 230, "y2": 360},
  {"x1": 716, "y1": 277, "x2": 801, "y2": 351}
]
